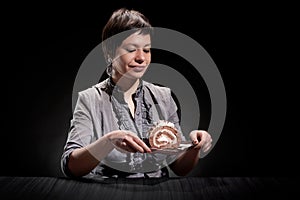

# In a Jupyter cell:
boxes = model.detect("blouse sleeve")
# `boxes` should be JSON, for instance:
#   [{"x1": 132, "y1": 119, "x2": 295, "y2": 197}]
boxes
[{"x1": 60, "y1": 91, "x2": 94, "y2": 177}]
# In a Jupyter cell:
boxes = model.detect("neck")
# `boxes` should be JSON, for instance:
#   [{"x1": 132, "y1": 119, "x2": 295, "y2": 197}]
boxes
[{"x1": 112, "y1": 76, "x2": 140, "y2": 100}]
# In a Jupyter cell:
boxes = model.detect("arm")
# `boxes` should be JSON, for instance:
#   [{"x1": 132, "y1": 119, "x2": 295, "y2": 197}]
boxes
[
  {"x1": 169, "y1": 130, "x2": 212, "y2": 176},
  {"x1": 67, "y1": 130, "x2": 151, "y2": 177},
  {"x1": 67, "y1": 133, "x2": 113, "y2": 177},
  {"x1": 61, "y1": 91, "x2": 151, "y2": 177},
  {"x1": 163, "y1": 88, "x2": 212, "y2": 176}
]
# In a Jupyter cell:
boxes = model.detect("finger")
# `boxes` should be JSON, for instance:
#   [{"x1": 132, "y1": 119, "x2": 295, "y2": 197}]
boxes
[
  {"x1": 202, "y1": 139, "x2": 212, "y2": 151},
  {"x1": 193, "y1": 140, "x2": 211, "y2": 151},
  {"x1": 198, "y1": 137, "x2": 213, "y2": 152},
  {"x1": 115, "y1": 140, "x2": 136, "y2": 153},
  {"x1": 123, "y1": 136, "x2": 145, "y2": 153},
  {"x1": 193, "y1": 138, "x2": 210, "y2": 150},
  {"x1": 197, "y1": 137, "x2": 209, "y2": 149},
  {"x1": 202, "y1": 143, "x2": 212, "y2": 152},
  {"x1": 193, "y1": 142, "x2": 202, "y2": 150},
  {"x1": 132, "y1": 137, "x2": 151, "y2": 152},
  {"x1": 122, "y1": 142, "x2": 136, "y2": 153},
  {"x1": 189, "y1": 131, "x2": 200, "y2": 145}
]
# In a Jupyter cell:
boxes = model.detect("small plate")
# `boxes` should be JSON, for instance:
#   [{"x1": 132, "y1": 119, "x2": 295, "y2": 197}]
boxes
[{"x1": 150, "y1": 141, "x2": 194, "y2": 155}]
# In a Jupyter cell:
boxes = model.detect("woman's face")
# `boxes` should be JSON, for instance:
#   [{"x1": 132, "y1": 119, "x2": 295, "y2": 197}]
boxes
[{"x1": 112, "y1": 32, "x2": 151, "y2": 81}]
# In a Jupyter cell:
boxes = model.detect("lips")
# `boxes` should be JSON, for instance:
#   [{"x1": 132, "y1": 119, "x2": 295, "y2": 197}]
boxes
[{"x1": 130, "y1": 65, "x2": 146, "y2": 72}]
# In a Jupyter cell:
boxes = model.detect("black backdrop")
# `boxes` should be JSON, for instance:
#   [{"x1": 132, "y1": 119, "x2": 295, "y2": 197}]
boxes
[{"x1": 2, "y1": 1, "x2": 298, "y2": 178}]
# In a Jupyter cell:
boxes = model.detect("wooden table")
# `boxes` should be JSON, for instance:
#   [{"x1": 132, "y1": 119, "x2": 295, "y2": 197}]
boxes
[{"x1": 0, "y1": 176, "x2": 296, "y2": 200}]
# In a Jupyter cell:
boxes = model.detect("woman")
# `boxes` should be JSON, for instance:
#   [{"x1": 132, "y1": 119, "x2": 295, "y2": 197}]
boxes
[{"x1": 61, "y1": 8, "x2": 212, "y2": 178}]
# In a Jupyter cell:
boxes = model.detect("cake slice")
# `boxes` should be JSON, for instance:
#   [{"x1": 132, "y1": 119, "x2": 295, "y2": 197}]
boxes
[{"x1": 148, "y1": 120, "x2": 181, "y2": 149}]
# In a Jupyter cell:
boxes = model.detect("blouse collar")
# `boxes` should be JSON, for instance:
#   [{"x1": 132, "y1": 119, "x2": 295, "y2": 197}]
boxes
[{"x1": 102, "y1": 77, "x2": 144, "y2": 99}]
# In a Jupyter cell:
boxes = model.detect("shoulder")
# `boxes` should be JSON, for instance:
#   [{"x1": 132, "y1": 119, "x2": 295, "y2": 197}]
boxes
[
  {"x1": 77, "y1": 79, "x2": 108, "y2": 101},
  {"x1": 143, "y1": 81, "x2": 173, "y2": 105},
  {"x1": 143, "y1": 81, "x2": 171, "y2": 96}
]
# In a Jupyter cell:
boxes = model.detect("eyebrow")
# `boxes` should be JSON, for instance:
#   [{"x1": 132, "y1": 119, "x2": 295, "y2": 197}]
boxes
[{"x1": 124, "y1": 43, "x2": 151, "y2": 48}]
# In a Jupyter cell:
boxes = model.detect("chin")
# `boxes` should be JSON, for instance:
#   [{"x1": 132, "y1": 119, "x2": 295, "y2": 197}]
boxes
[{"x1": 126, "y1": 72, "x2": 146, "y2": 80}]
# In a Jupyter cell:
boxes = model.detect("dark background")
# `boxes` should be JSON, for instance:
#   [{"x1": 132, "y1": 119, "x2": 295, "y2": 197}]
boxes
[{"x1": 2, "y1": 1, "x2": 298, "y2": 178}]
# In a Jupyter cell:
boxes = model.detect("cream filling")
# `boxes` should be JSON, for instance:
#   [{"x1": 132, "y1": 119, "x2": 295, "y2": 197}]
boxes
[
  {"x1": 156, "y1": 120, "x2": 175, "y2": 128},
  {"x1": 153, "y1": 129, "x2": 178, "y2": 148}
]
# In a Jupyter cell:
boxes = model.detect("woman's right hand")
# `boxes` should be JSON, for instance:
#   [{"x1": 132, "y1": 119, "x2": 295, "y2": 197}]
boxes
[{"x1": 105, "y1": 130, "x2": 151, "y2": 153}]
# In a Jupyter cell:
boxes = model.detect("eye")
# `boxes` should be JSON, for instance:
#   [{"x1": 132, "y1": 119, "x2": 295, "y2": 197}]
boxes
[
  {"x1": 143, "y1": 48, "x2": 151, "y2": 53},
  {"x1": 126, "y1": 48, "x2": 136, "y2": 53}
]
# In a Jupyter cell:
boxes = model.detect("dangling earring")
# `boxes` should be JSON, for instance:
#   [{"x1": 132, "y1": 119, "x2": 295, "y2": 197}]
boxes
[
  {"x1": 106, "y1": 63, "x2": 113, "y2": 76},
  {"x1": 106, "y1": 57, "x2": 113, "y2": 76}
]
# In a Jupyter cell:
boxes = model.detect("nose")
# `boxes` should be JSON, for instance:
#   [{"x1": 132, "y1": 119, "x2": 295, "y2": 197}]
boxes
[{"x1": 135, "y1": 49, "x2": 146, "y2": 64}]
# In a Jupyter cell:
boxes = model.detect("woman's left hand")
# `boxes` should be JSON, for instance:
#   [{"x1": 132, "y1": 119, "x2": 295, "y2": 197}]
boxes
[{"x1": 189, "y1": 130, "x2": 213, "y2": 152}]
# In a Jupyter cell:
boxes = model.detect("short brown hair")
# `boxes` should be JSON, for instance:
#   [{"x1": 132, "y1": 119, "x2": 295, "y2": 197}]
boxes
[{"x1": 102, "y1": 8, "x2": 153, "y2": 62}]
